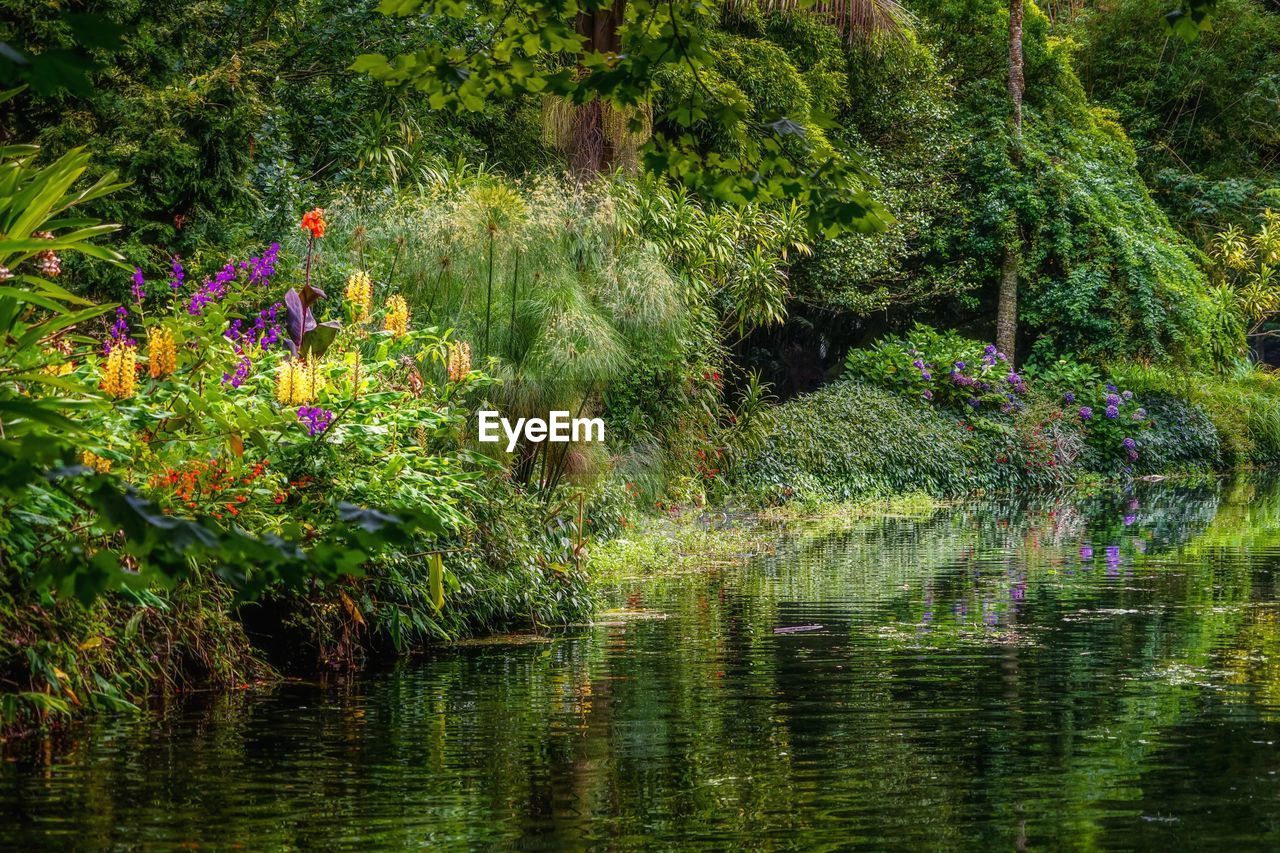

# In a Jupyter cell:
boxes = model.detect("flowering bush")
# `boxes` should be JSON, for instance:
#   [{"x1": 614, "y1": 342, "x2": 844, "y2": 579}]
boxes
[
  {"x1": 845, "y1": 325, "x2": 1152, "y2": 470},
  {"x1": 5, "y1": 199, "x2": 505, "y2": 611},
  {"x1": 1071, "y1": 383, "x2": 1151, "y2": 465},
  {"x1": 844, "y1": 325, "x2": 1026, "y2": 413}
]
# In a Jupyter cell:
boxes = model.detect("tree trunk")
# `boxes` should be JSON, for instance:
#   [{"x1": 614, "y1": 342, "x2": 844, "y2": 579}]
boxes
[
  {"x1": 1007, "y1": 0, "x2": 1024, "y2": 134},
  {"x1": 997, "y1": 0, "x2": 1025, "y2": 363},
  {"x1": 569, "y1": 0, "x2": 628, "y2": 177},
  {"x1": 997, "y1": 246, "x2": 1019, "y2": 362}
]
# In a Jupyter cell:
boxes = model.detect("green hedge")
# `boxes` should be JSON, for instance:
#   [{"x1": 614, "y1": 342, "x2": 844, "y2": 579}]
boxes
[{"x1": 735, "y1": 381, "x2": 1005, "y2": 502}]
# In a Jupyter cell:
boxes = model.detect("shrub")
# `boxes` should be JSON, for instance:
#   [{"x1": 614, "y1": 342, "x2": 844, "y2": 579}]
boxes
[
  {"x1": 735, "y1": 380, "x2": 1004, "y2": 502},
  {"x1": 1114, "y1": 363, "x2": 1280, "y2": 464},
  {"x1": 844, "y1": 324, "x2": 1024, "y2": 411},
  {"x1": 844, "y1": 325, "x2": 1153, "y2": 470},
  {"x1": 1132, "y1": 394, "x2": 1222, "y2": 473}
]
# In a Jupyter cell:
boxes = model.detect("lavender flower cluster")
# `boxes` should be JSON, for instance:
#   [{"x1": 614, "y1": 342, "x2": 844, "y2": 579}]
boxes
[
  {"x1": 131, "y1": 267, "x2": 146, "y2": 303},
  {"x1": 1071, "y1": 384, "x2": 1146, "y2": 461},
  {"x1": 186, "y1": 244, "x2": 281, "y2": 316},
  {"x1": 297, "y1": 406, "x2": 334, "y2": 436},
  {"x1": 103, "y1": 306, "x2": 136, "y2": 354},
  {"x1": 222, "y1": 302, "x2": 285, "y2": 388},
  {"x1": 945, "y1": 345, "x2": 1022, "y2": 411}
]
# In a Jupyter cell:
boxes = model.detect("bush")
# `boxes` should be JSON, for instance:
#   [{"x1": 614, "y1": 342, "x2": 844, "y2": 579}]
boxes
[
  {"x1": 844, "y1": 325, "x2": 1154, "y2": 470},
  {"x1": 1133, "y1": 394, "x2": 1222, "y2": 473},
  {"x1": 735, "y1": 380, "x2": 1007, "y2": 502},
  {"x1": 1114, "y1": 363, "x2": 1280, "y2": 465}
]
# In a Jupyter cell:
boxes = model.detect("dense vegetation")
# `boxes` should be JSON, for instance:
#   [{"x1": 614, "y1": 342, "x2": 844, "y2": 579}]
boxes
[{"x1": 2, "y1": 0, "x2": 1278, "y2": 734}]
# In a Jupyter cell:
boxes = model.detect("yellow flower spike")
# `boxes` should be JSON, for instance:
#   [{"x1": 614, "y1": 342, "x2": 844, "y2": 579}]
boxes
[
  {"x1": 345, "y1": 270, "x2": 374, "y2": 322},
  {"x1": 276, "y1": 360, "x2": 298, "y2": 404},
  {"x1": 277, "y1": 358, "x2": 322, "y2": 405},
  {"x1": 147, "y1": 327, "x2": 177, "y2": 379},
  {"x1": 345, "y1": 349, "x2": 364, "y2": 399},
  {"x1": 80, "y1": 450, "x2": 111, "y2": 474},
  {"x1": 384, "y1": 295, "x2": 409, "y2": 336},
  {"x1": 446, "y1": 340, "x2": 472, "y2": 383},
  {"x1": 102, "y1": 344, "x2": 137, "y2": 399}
]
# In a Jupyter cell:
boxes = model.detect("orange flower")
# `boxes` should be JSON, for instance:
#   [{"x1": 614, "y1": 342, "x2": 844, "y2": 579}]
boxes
[{"x1": 300, "y1": 207, "x2": 327, "y2": 239}]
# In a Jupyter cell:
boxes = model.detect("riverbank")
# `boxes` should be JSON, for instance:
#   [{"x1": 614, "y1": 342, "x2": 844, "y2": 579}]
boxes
[{"x1": 2, "y1": 366, "x2": 1268, "y2": 741}]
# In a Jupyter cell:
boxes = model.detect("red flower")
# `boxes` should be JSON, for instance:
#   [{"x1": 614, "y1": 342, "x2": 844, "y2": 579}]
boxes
[{"x1": 300, "y1": 208, "x2": 327, "y2": 239}]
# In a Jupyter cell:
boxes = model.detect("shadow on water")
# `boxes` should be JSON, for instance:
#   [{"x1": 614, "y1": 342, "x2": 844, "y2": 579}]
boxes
[{"x1": 7, "y1": 475, "x2": 1280, "y2": 848}]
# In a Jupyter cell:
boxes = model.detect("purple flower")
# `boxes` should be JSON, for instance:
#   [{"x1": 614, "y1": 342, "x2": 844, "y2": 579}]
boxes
[
  {"x1": 954, "y1": 361, "x2": 966, "y2": 370},
  {"x1": 103, "y1": 306, "x2": 135, "y2": 353},
  {"x1": 169, "y1": 257, "x2": 185, "y2": 291},
  {"x1": 188, "y1": 261, "x2": 238, "y2": 315},
  {"x1": 1122, "y1": 437, "x2": 1136, "y2": 450},
  {"x1": 297, "y1": 406, "x2": 334, "y2": 436},
  {"x1": 222, "y1": 354, "x2": 252, "y2": 388},
  {"x1": 921, "y1": 370, "x2": 932, "y2": 381},
  {"x1": 241, "y1": 243, "x2": 280, "y2": 287},
  {"x1": 1063, "y1": 391, "x2": 1075, "y2": 404},
  {"x1": 1122, "y1": 390, "x2": 1133, "y2": 401},
  {"x1": 1123, "y1": 514, "x2": 1137, "y2": 526},
  {"x1": 912, "y1": 358, "x2": 924, "y2": 369},
  {"x1": 922, "y1": 389, "x2": 934, "y2": 401},
  {"x1": 1106, "y1": 383, "x2": 1118, "y2": 393},
  {"x1": 1132, "y1": 408, "x2": 1147, "y2": 421},
  {"x1": 1105, "y1": 393, "x2": 1121, "y2": 408},
  {"x1": 225, "y1": 302, "x2": 285, "y2": 353},
  {"x1": 1079, "y1": 406, "x2": 1093, "y2": 421},
  {"x1": 1080, "y1": 545, "x2": 1094, "y2": 560},
  {"x1": 131, "y1": 267, "x2": 145, "y2": 302},
  {"x1": 1105, "y1": 405, "x2": 1119, "y2": 419}
]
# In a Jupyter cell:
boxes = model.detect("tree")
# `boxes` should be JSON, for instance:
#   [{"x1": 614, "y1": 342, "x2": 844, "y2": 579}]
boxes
[
  {"x1": 996, "y1": 0, "x2": 1024, "y2": 364},
  {"x1": 354, "y1": 0, "x2": 895, "y2": 236}
]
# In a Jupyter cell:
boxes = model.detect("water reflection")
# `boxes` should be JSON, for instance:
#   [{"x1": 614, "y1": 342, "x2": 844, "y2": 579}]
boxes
[{"x1": 7, "y1": 476, "x2": 1280, "y2": 848}]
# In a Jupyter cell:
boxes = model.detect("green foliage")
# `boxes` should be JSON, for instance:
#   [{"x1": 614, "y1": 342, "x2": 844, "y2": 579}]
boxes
[
  {"x1": 794, "y1": 29, "x2": 976, "y2": 313},
  {"x1": 735, "y1": 380, "x2": 1013, "y2": 502},
  {"x1": 842, "y1": 325, "x2": 1163, "y2": 469},
  {"x1": 1205, "y1": 211, "x2": 1280, "y2": 363},
  {"x1": 843, "y1": 324, "x2": 1021, "y2": 410},
  {"x1": 1114, "y1": 362, "x2": 1280, "y2": 464},
  {"x1": 1131, "y1": 393, "x2": 1223, "y2": 473},
  {"x1": 354, "y1": 0, "x2": 893, "y2": 236},
  {"x1": 1021, "y1": 350, "x2": 1101, "y2": 392},
  {"x1": 1074, "y1": 0, "x2": 1280, "y2": 236},
  {"x1": 900, "y1": 0, "x2": 1216, "y2": 362},
  {"x1": 1, "y1": 1, "x2": 540, "y2": 296}
]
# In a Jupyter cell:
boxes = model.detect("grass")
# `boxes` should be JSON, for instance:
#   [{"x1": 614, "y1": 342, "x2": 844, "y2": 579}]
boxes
[{"x1": 589, "y1": 492, "x2": 943, "y2": 581}]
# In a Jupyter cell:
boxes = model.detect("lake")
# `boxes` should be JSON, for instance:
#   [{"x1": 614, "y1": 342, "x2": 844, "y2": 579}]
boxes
[{"x1": 6, "y1": 476, "x2": 1280, "y2": 849}]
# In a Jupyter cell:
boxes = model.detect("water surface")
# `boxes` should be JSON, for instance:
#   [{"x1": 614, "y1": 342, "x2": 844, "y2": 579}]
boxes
[{"x1": 7, "y1": 477, "x2": 1280, "y2": 849}]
